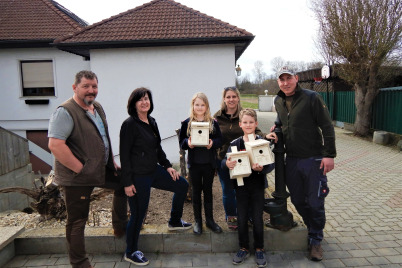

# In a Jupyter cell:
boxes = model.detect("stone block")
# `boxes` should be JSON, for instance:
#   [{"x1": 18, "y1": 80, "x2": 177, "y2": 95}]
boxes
[
  {"x1": 137, "y1": 233, "x2": 164, "y2": 253},
  {"x1": 0, "y1": 241, "x2": 15, "y2": 268},
  {"x1": 0, "y1": 226, "x2": 25, "y2": 250},
  {"x1": 211, "y1": 229, "x2": 242, "y2": 252},
  {"x1": 373, "y1": 131, "x2": 389, "y2": 145},
  {"x1": 163, "y1": 230, "x2": 211, "y2": 253},
  {"x1": 265, "y1": 225, "x2": 308, "y2": 251},
  {"x1": 86, "y1": 236, "x2": 116, "y2": 253},
  {"x1": 397, "y1": 140, "x2": 402, "y2": 151},
  {"x1": 15, "y1": 237, "x2": 68, "y2": 254}
]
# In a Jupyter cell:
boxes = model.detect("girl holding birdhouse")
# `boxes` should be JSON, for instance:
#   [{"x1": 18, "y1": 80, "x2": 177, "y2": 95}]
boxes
[{"x1": 179, "y1": 92, "x2": 223, "y2": 235}]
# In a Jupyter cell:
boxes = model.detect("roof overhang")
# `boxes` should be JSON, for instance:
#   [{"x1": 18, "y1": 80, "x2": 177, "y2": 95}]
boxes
[
  {"x1": 53, "y1": 36, "x2": 255, "y2": 61},
  {"x1": 0, "y1": 39, "x2": 55, "y2": 49}
]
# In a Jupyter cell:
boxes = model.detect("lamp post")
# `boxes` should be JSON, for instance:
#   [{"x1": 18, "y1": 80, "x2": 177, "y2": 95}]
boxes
[{"x1": 235, "y1": 65, "x2": 242, "y2": 76}]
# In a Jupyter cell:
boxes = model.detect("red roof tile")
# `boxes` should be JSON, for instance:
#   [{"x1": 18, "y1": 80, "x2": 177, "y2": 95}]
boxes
[
  {"x1": 0, "y1": 0, "x2": 86, "y2": 44},
  {"x1": 54, "y1": 0, "x2": 254, "y2": 59}
]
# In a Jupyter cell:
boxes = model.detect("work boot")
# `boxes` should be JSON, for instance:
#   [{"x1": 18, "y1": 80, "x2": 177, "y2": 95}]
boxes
[
  {"x1": 193, "y1": 202, "x2": 202, "y2": 235},
  {"x1": 205, "y1": 202, "x2": 222, "y2": 233},
  {"x1": 309, "y1": 244, "x2": 323, "y2": 261}
]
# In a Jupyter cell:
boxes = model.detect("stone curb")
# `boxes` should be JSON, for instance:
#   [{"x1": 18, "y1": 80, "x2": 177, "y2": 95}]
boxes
[{"x1": 15, "y1": 224, "x2": 307, "y2": 255}]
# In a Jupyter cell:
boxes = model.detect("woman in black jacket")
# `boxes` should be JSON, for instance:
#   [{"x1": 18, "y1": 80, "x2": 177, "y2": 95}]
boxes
[{"x1": 120, "y1": 87, "x2": 192, "y2": 266}]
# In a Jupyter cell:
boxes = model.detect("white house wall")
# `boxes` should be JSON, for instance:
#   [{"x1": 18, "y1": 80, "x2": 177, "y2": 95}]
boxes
[
  {"x1": 0, "y1": 47, "x2": 90, "y2": 132},
  {"x1": 92, "y1": 44, "x2": 237, "y2": 163}
]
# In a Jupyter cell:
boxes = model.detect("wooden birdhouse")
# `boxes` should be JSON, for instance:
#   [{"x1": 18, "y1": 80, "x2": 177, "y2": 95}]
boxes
[
  {"x1": 190, "y1": 122, "x2": 210, "y2": 146},
  {"x1": 227, "y1": 146, "x2": 251, "y2": 186},
  {"x1": 245, "y1": 134, "x2": 274, "y2": 166}
]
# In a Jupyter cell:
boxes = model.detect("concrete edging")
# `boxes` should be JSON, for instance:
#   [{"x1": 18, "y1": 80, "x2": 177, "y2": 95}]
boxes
[
  {"x1": 15, "y1": 224, "x2": 307, "y2": 255},
  {"x1": 0, "y1": 226, "x2": 25, "y2": 267}
]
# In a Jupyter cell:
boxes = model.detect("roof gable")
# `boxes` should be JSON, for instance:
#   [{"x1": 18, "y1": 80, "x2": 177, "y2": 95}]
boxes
[
  {"x1": 0, "y1": 0, "x2": 87, "y2": 47},
  {"x1": 54, "y1": 0, "x2": 254, "y2": 59}
]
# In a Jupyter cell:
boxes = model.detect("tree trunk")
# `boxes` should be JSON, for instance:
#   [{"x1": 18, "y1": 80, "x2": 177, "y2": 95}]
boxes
[
  {"x1": 175, "y1": 129, "x2": 192, "y2": 201},
  {"x1": 0, "y1": 173, "x2": 110, "y2": 221},
  {"x1": 354, "y1": 81, "x2": 378, "y2": 136}
]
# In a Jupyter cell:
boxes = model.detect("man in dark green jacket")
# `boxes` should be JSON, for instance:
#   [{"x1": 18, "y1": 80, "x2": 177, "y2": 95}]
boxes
[{"x1": 274, "y1": 66, "x2": 336, "y2": 262}]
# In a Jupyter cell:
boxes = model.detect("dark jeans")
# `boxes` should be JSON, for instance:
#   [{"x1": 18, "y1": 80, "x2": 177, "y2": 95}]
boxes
[
  {"x1": 285, "y1": 156, "x2": 329, "y2": 245},
  {"x1": 216, "y1": 159, "x2": 237, "y2": 218},
  {"x1": 125, "y1": 165, "x2": 189, "y2": 254},
  {"x1": 189, "y1": 163, "x2": 215, "y2": 212},
  {"x1": 235, "y1": 177, "x2": 265, "y2": 250},
  {"x1": 63, "y1": 185, "x2": 127, "y2": 268}
]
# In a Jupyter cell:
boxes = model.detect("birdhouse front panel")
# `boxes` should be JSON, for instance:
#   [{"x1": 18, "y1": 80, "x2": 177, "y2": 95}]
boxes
[
  {"x1": 190, "y1": 122, "x2": 209, "y2": 146},
  {"x1": 227, "y1": 151, "x2": 252, "y2": 178},
  {"x1": 250, "y1": 145, "x2": 274, "y2": 166},
  {"x1": 245, "y1": 137, "x2": 274, "y2": 166}
]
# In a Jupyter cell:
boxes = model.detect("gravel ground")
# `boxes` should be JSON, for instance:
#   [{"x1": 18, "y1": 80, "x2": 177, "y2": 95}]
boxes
[{"x1": 0, "y1": 176, "x2": 275, "y2": 230}]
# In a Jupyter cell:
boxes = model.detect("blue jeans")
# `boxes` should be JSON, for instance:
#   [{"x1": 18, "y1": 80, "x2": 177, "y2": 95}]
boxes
[
  {"x1": 125, "y1": 165, "x2": 189, "y2": 254},
  {"x1": 285, "y1": 157, "x2": 329, "y2": 245},
  {"x1": 216, "y1": 159, "x2": 237, "y2": 218}
]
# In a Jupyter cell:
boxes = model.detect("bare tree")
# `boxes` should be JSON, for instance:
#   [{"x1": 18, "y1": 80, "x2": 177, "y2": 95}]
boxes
[
  {"x1": 271, "y1": 56, "x2": 316, "y2": 74},
  {"x1": 271, "y1": 57, "x2": 286, "y2": 74},
  {"x1": 311, "y1": 0, "x2": 402, "y2": 136},
  {"x1": 253, "y1": 60, "x2": 267, "y2": 86}
]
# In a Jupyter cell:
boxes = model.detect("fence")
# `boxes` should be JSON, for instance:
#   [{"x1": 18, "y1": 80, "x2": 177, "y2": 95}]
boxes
[
  {"x1": 318, "y1": 87, "x2": 402, "y2": 135},
  {"x1": 0, "y1": 127, "x2": 30, "y2": 175}
]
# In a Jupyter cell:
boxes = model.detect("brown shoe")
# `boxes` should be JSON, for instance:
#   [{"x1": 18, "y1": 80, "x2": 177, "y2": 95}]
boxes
[
  {"x1": 113, "y1": 228, "x2": 125, "y2": 238},
  {"x1": 309, "y1": 244, "x2": 323, "y2": 261}
]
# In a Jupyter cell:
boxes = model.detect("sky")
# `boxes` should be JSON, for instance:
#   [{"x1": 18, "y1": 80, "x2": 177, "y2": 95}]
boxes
[{"x1": 56, "y1": 0, "x2": 322, "y2": 79}]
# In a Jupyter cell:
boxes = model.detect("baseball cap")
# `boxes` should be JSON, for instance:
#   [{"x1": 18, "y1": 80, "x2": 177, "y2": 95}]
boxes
[{"x1": 277, "y1": 66, "x2": 295, "y2": 79}]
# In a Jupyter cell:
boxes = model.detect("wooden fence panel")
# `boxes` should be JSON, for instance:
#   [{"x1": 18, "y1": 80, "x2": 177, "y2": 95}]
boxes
[{"x1": 0, "y1": 127, "x2": 30, "y2": 175}]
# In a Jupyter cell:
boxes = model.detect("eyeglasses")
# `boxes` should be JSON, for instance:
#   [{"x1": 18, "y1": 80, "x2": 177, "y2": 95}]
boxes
[{"x1": 224, "y1": 86, "x2": 237, "y2": 91}]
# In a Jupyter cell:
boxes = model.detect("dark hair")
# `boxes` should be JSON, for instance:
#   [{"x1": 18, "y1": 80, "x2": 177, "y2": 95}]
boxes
[
  {"x1": 127, "y1": 87, "x2": 154, "y2": 117},
  {"x1": 74, "y1": 70, "x2": 98, "y2": 85}
]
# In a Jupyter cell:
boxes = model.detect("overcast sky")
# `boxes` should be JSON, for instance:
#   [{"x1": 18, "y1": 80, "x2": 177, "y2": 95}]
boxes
[{"x1": 56, "y1": 0, "x2": 322, "y2": 79}]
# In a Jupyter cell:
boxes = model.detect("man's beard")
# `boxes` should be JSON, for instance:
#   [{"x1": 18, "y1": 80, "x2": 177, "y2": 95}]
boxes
[
  {"x1": 84, "y1": 99, "x2": 94, "y2": 106},
  {"x1": 83, "y1": 94, "x2": 96, "y2": 106}
]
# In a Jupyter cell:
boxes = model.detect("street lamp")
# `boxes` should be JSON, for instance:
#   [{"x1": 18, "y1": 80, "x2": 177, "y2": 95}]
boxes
[{"x1": 235, "y1": 65, "x2": 242, "y2": 76}]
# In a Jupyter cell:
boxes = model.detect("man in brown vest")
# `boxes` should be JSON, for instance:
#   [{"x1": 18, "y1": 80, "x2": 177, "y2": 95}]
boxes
[{"x1": 48, "y1": 70, "x2": 127, "y2": 268}]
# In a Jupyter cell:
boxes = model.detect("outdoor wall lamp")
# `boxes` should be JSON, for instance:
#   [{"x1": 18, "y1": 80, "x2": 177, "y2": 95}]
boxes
[{"x1": 235, "y1": 64, "x2": 242, "y2": 76}]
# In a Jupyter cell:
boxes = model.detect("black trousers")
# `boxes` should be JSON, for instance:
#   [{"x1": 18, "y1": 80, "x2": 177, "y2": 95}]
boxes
[
  {"x1": 189, "y1": 163, "x2": 215, "y2": 216},
  {"x1": 235, "y1": 177, "x2": 265, "y2": 250}
]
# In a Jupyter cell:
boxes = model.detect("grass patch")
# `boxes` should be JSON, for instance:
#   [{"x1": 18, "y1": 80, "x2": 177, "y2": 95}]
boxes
[
  {"x1": 241, "y1": 94, "x2": 258, "y2": 97},
  {"x1": 240, "y1": 94, "x2": 258, "y2": 109},
  {"x1": 241, "y1": 101, "x2": 258, "y2": 109}
]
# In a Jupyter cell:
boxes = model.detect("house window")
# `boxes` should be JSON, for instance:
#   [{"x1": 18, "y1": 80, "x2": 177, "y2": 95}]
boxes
[{"x1": 21, "y1": 60, "x2": 55, "y2": 97}]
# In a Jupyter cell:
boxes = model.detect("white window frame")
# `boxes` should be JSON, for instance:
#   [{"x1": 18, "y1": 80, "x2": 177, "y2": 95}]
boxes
[{"x1": 20, "y1": 60, "x2": 55, "y2": 97}]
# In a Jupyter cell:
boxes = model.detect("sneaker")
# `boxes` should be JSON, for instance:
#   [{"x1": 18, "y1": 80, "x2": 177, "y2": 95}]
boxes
[
  {"x1": 227, "y1": 216, "x2": 238, "y2": 230},
  {"x1": 168, "y1": 219, "x2": 192, "y2": 231},
  {"x1": 124, "y1": 251, "x2": 149, "y2": 266},
  {"x1": 232, "y1": 248, "x2": 249, "y2": 265},
  {"x1": 255, "y1": 250, "x2": 267, "y2": 267},
  {"x1": 309, "y1": 244, "x2": 323, "y2": 261}
]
